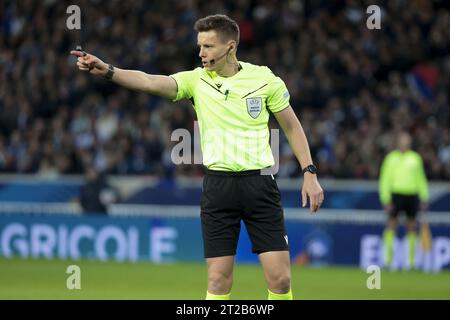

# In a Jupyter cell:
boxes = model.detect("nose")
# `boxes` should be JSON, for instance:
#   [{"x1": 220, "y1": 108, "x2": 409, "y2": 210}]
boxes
[{"x1": 199, "y1": 47, "x2": 205, "y2": 58}]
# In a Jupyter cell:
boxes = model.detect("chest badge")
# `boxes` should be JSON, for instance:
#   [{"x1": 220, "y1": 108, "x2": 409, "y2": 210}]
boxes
[{"x1": 246, "y1": 97, "x2": 263, "y2": 118}]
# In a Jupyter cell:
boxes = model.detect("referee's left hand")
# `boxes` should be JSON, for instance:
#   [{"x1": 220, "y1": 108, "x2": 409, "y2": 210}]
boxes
[{"x1": 302, "y1": 173, "x2": 324, "y2": 214}]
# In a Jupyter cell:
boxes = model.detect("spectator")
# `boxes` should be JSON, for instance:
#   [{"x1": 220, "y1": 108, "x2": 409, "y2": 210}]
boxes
[{"x1": 78, "y1": 166, "x2": 118, "y2": 214}]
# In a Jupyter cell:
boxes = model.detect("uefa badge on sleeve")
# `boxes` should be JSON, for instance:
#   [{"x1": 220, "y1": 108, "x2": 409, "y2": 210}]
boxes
[{"x1": 246, "y1": 97, "x2": 263, "y2": 119}]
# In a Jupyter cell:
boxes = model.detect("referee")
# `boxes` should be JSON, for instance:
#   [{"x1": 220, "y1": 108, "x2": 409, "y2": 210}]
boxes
[
  {"x1": 71, "y1": 14, "x2": 324, "y2": 300},
  {"x1": 379, "y1": 132, "x2": 429, "y2": 270}
]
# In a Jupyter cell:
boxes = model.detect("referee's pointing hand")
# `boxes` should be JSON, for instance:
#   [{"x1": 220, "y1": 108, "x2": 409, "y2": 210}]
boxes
[
  {"x1": 302, "y1": 173, "x2": 324, "y2": 214},
  {"x1": 70, "y1": 50, "x2": 108, "y2": 76}
]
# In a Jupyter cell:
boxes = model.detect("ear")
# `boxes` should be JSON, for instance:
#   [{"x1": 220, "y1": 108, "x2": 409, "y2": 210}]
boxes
[{"x1": 227, "y1": 40, "x2": 237, "y2": 52}]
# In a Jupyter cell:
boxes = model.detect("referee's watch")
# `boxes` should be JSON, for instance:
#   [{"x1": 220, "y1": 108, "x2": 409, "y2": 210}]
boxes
[{"x1": 302, "y1": 164, "x2": 317, "y2": 175}]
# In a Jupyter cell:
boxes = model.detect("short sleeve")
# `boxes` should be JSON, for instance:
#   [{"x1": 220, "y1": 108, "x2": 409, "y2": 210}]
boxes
[
  {"x1": 266, "y1": 76, "x2": 290, "y2": 113},
  {"x1": 170, "y1": 69, "x2": 198, "y2": 102}
]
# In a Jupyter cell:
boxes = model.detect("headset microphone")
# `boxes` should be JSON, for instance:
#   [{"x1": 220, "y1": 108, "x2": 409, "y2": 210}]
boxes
[{"x1": 208, "y1": 47, "x2": 232, "y2": 65}]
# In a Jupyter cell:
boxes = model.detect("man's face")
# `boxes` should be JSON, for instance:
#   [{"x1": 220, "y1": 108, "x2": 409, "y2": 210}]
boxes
[
  {"x1": 397, "y1": 133, "x2": 412, "y2": 151},
  {"x1": 86, "y1": 167, "x2": 98, "y2": 181},
  {"x1": 197, "y1": 30, "x2": 230, "y2": 71}
]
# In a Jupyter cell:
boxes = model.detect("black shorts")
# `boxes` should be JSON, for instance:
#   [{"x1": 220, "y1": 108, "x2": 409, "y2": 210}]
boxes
[
  {"x1": 390, "y1": 193, "x2": 419, "y2": 219},
  {"x1": 200, "y1": 169, "x2": 289, "y2": 258}
]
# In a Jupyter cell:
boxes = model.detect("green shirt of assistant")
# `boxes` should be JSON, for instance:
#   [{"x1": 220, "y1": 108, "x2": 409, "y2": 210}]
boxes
[
  {"x1": 379, "y1": 150, "x2": 429, "y2": 204},
  {"x1": 170, "y1": 61, "x2": 290, "y2": 171}
]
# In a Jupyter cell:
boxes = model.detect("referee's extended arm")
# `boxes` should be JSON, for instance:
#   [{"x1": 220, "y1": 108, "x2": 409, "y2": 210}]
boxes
[
  {"x1": 274, "y1": 106, "x2": 324, "y2": 213},
  {"x1": 70, "y1": 50, "x2": 178, "y2": 100}
]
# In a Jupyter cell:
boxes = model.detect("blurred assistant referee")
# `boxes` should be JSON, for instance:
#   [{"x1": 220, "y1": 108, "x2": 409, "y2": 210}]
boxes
[
  {"x1": 71, "y1": 14, "x2": 324, "y2": 300},
  {"x1": 379, "y1": 132, "x2": 429, "y2": 270}
]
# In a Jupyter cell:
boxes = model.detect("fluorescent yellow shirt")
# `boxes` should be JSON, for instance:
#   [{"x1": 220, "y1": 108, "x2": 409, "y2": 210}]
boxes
[
  {"x1": 379, "y1": 150, "x2": 429, "y2": 204},
  {"x1": 170, "y1": 61, "x2": 290, "y2": 171}
]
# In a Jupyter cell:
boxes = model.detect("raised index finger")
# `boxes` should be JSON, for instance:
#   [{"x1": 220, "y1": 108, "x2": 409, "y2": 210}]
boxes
[{"x1": 70, "y1": 50, "x2": 87, "y2": 57}]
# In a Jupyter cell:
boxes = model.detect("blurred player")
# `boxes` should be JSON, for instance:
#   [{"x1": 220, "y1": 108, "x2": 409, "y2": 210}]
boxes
[
  {"x1": 379, "y1": 132, "x2": 429, "y2": 270},
  {"x1": 71, "y1": 14, "x2": 324, "y2": 300}
]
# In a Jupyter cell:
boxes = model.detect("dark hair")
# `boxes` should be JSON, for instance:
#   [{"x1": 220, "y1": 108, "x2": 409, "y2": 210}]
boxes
[{"x1": 194, "y1": 14, "x2": 240, "y2": 45}]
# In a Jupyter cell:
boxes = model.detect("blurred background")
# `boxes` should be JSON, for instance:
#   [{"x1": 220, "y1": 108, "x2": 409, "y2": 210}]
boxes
[{"x1": 0, "y1": 0, "x2": 449, "y2": 299}]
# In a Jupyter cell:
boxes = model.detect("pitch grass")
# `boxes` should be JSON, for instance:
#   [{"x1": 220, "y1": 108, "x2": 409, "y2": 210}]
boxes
[{"x1": 0, "y1": 258, "x2": 449, "y2": 299}]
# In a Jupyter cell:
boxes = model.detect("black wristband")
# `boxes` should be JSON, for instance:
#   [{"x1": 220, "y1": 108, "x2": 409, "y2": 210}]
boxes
[{"x1": 104, "y1": 64, "x2": 114, "y2": 80}]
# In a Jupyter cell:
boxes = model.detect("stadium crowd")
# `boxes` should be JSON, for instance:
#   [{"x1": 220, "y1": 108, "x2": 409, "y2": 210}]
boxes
[{"x1": 0, "y1": 0, "x2": 449, "y2": 180}]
